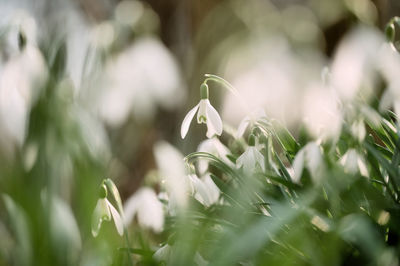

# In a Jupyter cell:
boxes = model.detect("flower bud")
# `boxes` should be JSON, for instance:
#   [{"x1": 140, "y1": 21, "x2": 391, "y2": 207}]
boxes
[{"x1": 248, "y1": 134, "x2": 256, "y2": 146}]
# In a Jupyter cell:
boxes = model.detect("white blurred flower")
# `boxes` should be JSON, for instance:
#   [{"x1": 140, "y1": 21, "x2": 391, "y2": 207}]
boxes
[
  {"x1": 0, "y1": 33, "x2": 46, "y2": 148},
  {"x1": 123, "y1": 187, "x2": 164, "y2": 232},
  {"x1": 91, "y1": 198, "x2": 123, "y2": 237},
  {"x1": 181, "y1": 98, "x2": 223, "y2": 139},
  {"x1": 236, "y1": 109, "x2": 267, "y2": 139},
  {"x1": 378, "y1": 43, "x2": 400, "y2": 115},
  {"x1": 292, "y1": 142, "x2": 323, "y2": 183},
  {"x1": 221, "y1": 35, "x2": 321, "y2": 128},
  {"x1": 339, "y1": 149, "x2": 368, "y2": 177},
  {"x1": 45, "y1": 195, "x2": 82, "y2": 260},
  {"x1": 236, "y1": 139, "x2": 265, "y2": 175},
  {"x1": 188, "y1": 174, "x2": 220, "y2": 207},
  {"x1": 99, "y1": 37, "x2": 184, "y2": 126},
  {"x1": 350, "y1": 119, "x2": 366, "y2": 142},
  {"x1": 330, "y1": 26, "x2": 383, "y2": 102},
  {"x1": 302, "y1": 83, "x2": 342, "y2": 141},
  {"x1": 154, "y1": 141, "x2": 189, "y2": 210},
  {"x1": 197, "y1": 137, "x2": 233, "y2": 174}
]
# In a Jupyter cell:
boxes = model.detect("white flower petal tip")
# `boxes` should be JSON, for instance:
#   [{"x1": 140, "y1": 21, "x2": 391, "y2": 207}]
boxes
[
  {"x1": 181, "y1": 104, "x2": 199, "y2": 139},
  {"x1": 291, "y1": 142, "x2": 323, "y2": 184},
  {"x1": 181, "y1": 99, "x2": 222, "y2": 139}
]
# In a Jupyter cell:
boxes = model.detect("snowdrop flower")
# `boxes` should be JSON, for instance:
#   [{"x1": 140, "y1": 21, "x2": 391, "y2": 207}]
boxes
[
  {"x1": 181, "y1": 83, "x2": 222, "y2": 139},
  {"x1": 197, "y1": 137, "x2": 233, "y2": 174},
  {"x1": 188, "y1": 174, "x2": 220, "y2": 207},
  {"x1": 339, "y1": 149, "x2": 368, "y2": 177},
  {"x1": 236, "y1": 134, "x2": 265, "y2": 175},
  {"x1": 154, "y1": 141, "x2": 189, "y2": 210},
  {"x1": 292, "y1": 141, "x2": 323, "y2": 184},
  {"x1": 123, "y1": 187, "x2": 164, "y2": 232},
  {"x1": 236, "y1": 109, "x2": 267, "y2": 138},
  {"x1": 91, "y1": 184, "x2": 123, "y2": 237}
]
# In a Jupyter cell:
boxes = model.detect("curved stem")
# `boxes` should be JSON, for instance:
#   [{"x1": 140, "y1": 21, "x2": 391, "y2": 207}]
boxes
[{"x1": 204, "y1": 74, "x2": 250, "y2": 113}]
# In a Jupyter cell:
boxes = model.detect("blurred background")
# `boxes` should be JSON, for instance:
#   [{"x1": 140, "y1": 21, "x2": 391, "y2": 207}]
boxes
[{"x1": 0, "y1": 0, "x2": 399, "y2": 264}]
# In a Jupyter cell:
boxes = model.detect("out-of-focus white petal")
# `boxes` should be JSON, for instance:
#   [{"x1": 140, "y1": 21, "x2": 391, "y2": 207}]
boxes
[
  {"x1": 340, "y1": 149, "x2": 368, "y2": 177},
  {"x1": 154, "y1": 141, "x2": 189, "y2": 209},
  {"x1": 107, "y1": 200, "x2": 124, "y2": 236},
  {"x1": 251, "y1": 147, "x2": 265, "y2": 172},
  {"x1": 331, "y1": 26, "x2": 383, "y2": 102},
  {"x1": 236, "y1": 117, "x2": 250, "y2": 139},
  {"x1": 340, "y1": 149, "x2": 358, "y2": 174},
  {"x1": 181, "y1": 103, "x2": 199, "y2": 139},
  {"x1": 205, "y1": 100, "x2": 223, "y2": 138},
  {"x1": 188, "y1": 174, "x2": 212, "y2": 206},
  {"x1": 91, "y1": 199, "x2": 111, "y2": 237},
  {"x1": 292, "y1": 150, "x2": 305, "y2": 184},
  {"x1": 49, "y1": 196, "x2": 82, "y2": 255},
  {"x1": 379, "y1": 89, "x2": 394, "y2": 112},
  {"x1": 303, "y1": 83, "x2": 342, "y2": 141},
  {"x1": 305, "y1": 142, "x2": 322, "y2": 177},
  {"x1": 124, "y1": 188, "x2": 164, "y2": 232},
  {"x1": 197, "y1": 138, "x2": 232, "y2": 174},
  {"x1": 202, "y1": 174, "x2": 220, "y2": 205},
  {"x1": 153, "y1": 244, "x2": 172, "y2": 262},
  {"x1": 350, "y1": 120, "x2": 366, "y2": 142}
]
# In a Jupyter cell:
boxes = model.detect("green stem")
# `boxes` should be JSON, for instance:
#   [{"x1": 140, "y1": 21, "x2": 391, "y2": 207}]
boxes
[{"x1": 204, "y1": 74, "x2": 250, "y2": 113}]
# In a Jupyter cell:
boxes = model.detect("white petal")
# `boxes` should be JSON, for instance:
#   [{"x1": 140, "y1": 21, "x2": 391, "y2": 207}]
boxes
[
  {"x1": 91, "y1": 198, "x2": 111, "y2": 237},
  {"x1": 181, "y1": 103, "x2": 199, "y2": 139},
  {"x1": 357, "y1": 157, "x2": 369, "y2": 177},
  {"x1": 107, "y1": 200, "x2": 124, "y2": 236},
  {"x1": 292, "y1": 150, "x2": 305, "y2": 183},
  {"x1": 251, "y1": 147, "x2": 265, "y2": 172},
  {"x1": 136, "y1": 188, "x2": 164, "y2": 232},
  {"x1": 379, "y1": 89, "x2": 393, "y2": 112},
  {"x1": 205, "y1": 100, "x2": 223, "y2": 138},
  {"x1": 305, "y1": 142, "x2": 322, "y2": 176},
  {"x1": 153, "y1": 244, "x2": 172, "y2": 262},
  {"x1": 202, "y1": 174, "x2": 220, "y2": 205},
  {"x1": 154, "y1": 141, "x2": 189, "y2": 209},
  {"x1": 188, "y1": 175, "x2": 209, "y2": 206},
  {"x1": 237, "y1": 148, "x2": 255, "y2": 175}
]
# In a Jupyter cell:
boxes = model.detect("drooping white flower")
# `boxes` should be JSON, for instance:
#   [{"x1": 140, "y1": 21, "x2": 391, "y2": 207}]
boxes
[
  {"x1": 91, "y1": 198, "x2": 123, "y2": 237},
  {"x1": 292, "y1": 141, "x2": 323, "y2": 184},
  {"x1": 339, "y1": 149, "x2": 368, "y2": 177},
  {"x1": 181, "y1": 83, "x2": 222, "y2": 139},
  {"x1": 154, "y1": 141, "x2": 189, "y2": 210},
  {"x1": 197, "y1": 137, "x2": 233, "y2": 174},
  {"x1": 236, "y1": 135, "x2": 265, "y2": 175},
  {"x1": 187, "y1": 174, "x2": 220, "y2": 207},
  {"x1": 123, "y1": 187, "x2": 164, "y2": 232},
  {"x1": 236, "y1": 108, "x2": 267, "y2": 138}
]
